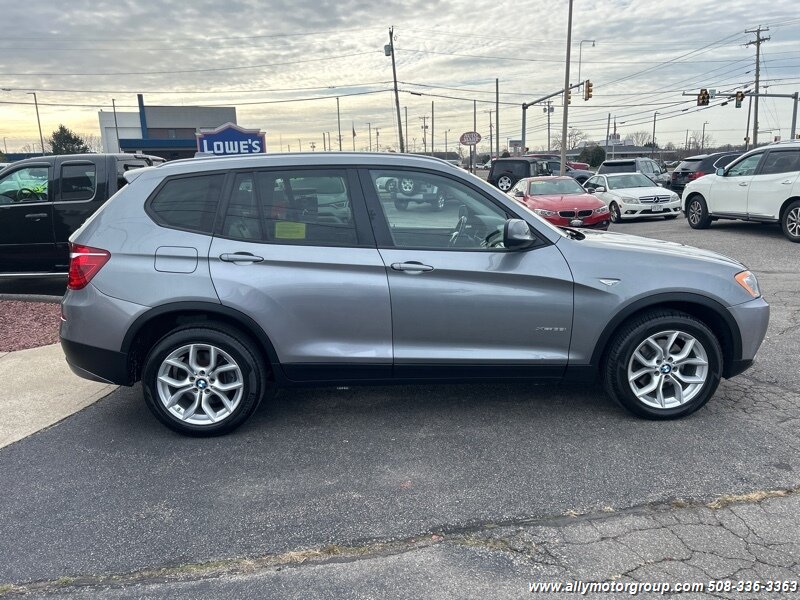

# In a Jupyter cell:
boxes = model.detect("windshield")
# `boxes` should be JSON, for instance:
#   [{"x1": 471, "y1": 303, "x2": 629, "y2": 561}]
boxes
[
  {"x1": 607, "y1": 174, "x2": 656, "y2": 190},
  {"x1": 676, "y1": 159, "x2": 703, "y2": 172},
  {"x1": 528, "y1": 178, "x2": 585, "y2": 195}
]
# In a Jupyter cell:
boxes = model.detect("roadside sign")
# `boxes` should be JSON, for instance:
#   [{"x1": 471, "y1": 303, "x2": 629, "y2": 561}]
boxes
[
  {"x1": 196, "y1": 122, "x2": 266, "y2": 155},
  {"x1": 459, "y1": 131, "x2": 482, "y2": 146}
]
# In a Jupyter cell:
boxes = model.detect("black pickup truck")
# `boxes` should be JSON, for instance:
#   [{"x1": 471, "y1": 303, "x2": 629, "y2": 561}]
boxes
[{"x1": 0, "y1": 153, "x2": 164, "y2": 274}]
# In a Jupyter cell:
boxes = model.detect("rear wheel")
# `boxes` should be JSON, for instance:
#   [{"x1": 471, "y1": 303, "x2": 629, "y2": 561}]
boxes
[
  {"x1": 496, "y1": 174, "x2": 515, "y2": 192},
  {"x1": 142, "y1": 326, "x2": 267, "y2": 436},
  {"x1": 603, "y1": 310, "x2": 722, "y2": 419},
  {"x1": 781, "y1": 199, "x2": 800, "y2": 242},
  {"x1": 399, "y1": 178, "x2": 416, "y2": 195},
  {"x1": 432, "y1": 192, "x2": 447, "y2": 211},
  {"x1": 687, "y1": 196, "x2": 712, "y2": 229}
]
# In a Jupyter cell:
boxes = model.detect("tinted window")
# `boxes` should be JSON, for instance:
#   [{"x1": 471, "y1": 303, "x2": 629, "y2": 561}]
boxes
[
  {"x1": 116, "y1": 160, "x2": 149, "y2": 189},
  {"x1": 149, "y1": 173, "x2": 224, "y2": 234},
  {"x1": 494, "y1": 161, "x2": 529, "y2": 179},
  {"x1": 676, "y1": 159, "x2": 703, "y2": 172},
  {"x1": 369, "y1": 169, "x2": 509, "y2": 250},
  {"x1": 599, "y1": 161, "x2": 635, "y2": 174},
  {"x1": 221, "y1": 169, "x2": 357, "y2": 246},
  {"x1": 714, "y1": 154, "x2": 739, "y2": 168},
  {"x1": 60, "y1": 163, "x2": 96, "y2": 201},
  {"x1": 0, "y1": 166, "x2": 49, "y2": 204},
  {"x1": 760, "y1": 150, "x2": 800, "y2": 175}
]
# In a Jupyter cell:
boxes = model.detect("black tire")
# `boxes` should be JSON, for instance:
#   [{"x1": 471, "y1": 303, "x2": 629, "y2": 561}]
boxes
[
  {"x1": 664, "y1": 214, "x2": 678, "y2": 220},
  {"x1": 394, "y1": 198, "x2": 409, "y2": 211},
  {"x1": 686, "y1": 195, "x2": 712, "y2": 229},
  {"x1": 780, "y1": 199, "x2": 800, "y2": 243},
  {"x1": 496, "y1": 174, "x2": 516, "y2": 192},
  {"x1": 142, "y1": 326, "x2": 267, "y2": 436},
  {"x1": 398, "y1": 178, "x2": 416, "y2": 196},
  {"x1": 609, "y1": 202, "x2": 621, "y2": 223},
  {"x1": 603, "y1": 309, "x2": 723, "y2": 420}
]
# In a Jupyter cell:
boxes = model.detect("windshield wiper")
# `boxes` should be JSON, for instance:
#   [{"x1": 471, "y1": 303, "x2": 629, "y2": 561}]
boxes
[{"x1": 559, "y1": 226, "x2": 586, "y2": 240}]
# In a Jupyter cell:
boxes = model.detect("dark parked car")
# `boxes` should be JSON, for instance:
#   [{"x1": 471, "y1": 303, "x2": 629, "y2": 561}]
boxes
[
  {"x1": 0, "y1": 153, "x2": 164, "y2": 274},
  {"x1": 488, "y1": 157, "x2": 551, "y2": 191},
  {"x1": 670, "y1": 152, "x2": 742, "y2": 197},
  {"x1": 597, "y1": 157, "x2": 670, "y2": 187}
]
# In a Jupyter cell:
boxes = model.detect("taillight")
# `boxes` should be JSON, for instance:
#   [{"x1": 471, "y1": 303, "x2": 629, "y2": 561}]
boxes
[
  {"x1": 688, "y1": 171, "x2": 706, "y2": 180},
  {"x1": 68, "y1": 243, "x2": 110, "y2": 290}
]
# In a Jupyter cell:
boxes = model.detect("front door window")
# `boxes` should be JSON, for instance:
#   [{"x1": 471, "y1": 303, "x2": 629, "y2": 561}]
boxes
[{"x1": 0, "y1": 166, "x2": 49, "y2": 204}]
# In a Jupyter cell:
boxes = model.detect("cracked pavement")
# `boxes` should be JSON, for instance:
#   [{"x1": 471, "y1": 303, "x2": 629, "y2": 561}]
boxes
[{"x1": 1, "y1": 218, "x2": 798, "y2": 598}]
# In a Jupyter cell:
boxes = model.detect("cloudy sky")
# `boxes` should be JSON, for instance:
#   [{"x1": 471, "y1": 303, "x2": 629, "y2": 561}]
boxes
[{"x1": 1, "y1": 0, "x2": 798, "y2": 154}]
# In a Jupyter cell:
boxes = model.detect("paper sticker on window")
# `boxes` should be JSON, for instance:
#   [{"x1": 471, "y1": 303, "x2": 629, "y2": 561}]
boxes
[{"x1": 275, "y1": 221, "x2": 306, "y2": 239}]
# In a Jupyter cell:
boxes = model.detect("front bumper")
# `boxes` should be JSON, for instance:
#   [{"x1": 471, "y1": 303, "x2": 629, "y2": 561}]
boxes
[
  {"x1": 727, "y1": 296, "x2": 770, "y2": 370},
  {"x1": 546, "y1": 215, "x2": 610, "y2": 229},
  {"x1": 619, "y1": 200, "x2": 681, "y2": 219}
]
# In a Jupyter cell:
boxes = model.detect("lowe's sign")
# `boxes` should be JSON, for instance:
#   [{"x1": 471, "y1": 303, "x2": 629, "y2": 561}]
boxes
[{"x1": 196, "y1": 122, "x2": 266, "y2": 155}]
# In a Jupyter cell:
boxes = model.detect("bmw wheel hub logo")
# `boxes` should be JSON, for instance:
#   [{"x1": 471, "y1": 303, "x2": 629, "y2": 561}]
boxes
[
  {"x1": 196, "y1": 378, "x2": 208, "y2": 389},
  {"x1": 660, "y1": 364, "x2": 672, "y2": 374}
]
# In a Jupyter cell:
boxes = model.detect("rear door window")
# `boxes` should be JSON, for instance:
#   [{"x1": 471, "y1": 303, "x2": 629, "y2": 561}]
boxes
[
  {"x1": 759, "y1": 150, "x2": 800, "y2": 175},
  {"x1": 59, "y1": 163, "x2": 96, "y2": 201},
  {"x1": 714, "y1": 155, "x2": 739, "y2": 169},
  {"x1": 148, "y1": 173, "x2": 225, "y2": 234}
]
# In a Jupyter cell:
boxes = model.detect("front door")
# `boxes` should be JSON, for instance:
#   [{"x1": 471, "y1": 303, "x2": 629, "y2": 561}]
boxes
[
  {"x1": 747, "y1": 148, "x2": 800, "y2": 219},
  {"x1": 0, "y1": 164, "x2": 56, "y2": 273},
  {"x1": 707, "y1": 152, "x2": 764, "y2": 217},
  {"x1": 208, "y1": 168, "x2": 392, "y2": 382},
  {"x1": 362, "y1": 167, "x2": 574, "y2": 379}
]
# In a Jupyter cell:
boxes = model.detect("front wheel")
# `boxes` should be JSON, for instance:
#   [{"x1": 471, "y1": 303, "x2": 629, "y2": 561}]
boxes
[
  {"x1": 142, "y1": 326, "x2": 267, "y2": 436},
  {"x1": 609, "y1": 202, "x2": 621, "y2": 223},
  {"x1": 781, "y1": 199, "x2": 800, "y2": 242},
  {"x1": 603, "y1": 310, "x2": 722, "y2": 419},
  {"x1": 686, "y1": 196, "x2": 711, "y2": 229}
]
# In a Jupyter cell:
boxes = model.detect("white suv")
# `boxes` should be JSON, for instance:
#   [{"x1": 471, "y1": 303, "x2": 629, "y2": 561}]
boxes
[{"x1": 683, "y1": 140, "x2": 800, "y2": 242}]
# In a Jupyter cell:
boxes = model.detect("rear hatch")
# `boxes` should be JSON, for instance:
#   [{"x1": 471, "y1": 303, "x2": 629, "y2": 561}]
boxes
[
  {"x1": 671, "y1": 158, "x2": 704, "y2": 190},
  {"x1": 598, "y1": 161, "x2": 635, "y2": 174}
]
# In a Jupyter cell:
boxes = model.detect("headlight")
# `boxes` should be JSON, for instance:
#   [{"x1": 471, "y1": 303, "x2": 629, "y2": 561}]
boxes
[
  {"x1": 670, "y1": 194, "x2": 679, "y2": 201},
  {"x1": 594, "y1": 205, "x2": 609, "y2": 215},
  {"x1": 735, "y1": 270, "x2": 761, "y2": 298},
  {"x1": 620, "y1": 196, "x2": 638, "y2": 203},
  {"x1": 534, "y1": 208, "x2": 557, "y2": 217}
]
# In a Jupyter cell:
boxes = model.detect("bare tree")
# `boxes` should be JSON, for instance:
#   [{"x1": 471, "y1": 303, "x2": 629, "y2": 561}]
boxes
[
  {"x1": 690, "y1": 130, "x2": 716, "y2": 151},
  {"x1": 82, "y1": 133, "x2": 103, "y2": 153},
  {"x1": 629, "y1": 130, "x2": 652, "y2": 146},
  {"x1": 552, "y1": 128, "x2": 588, "y2": 151}
]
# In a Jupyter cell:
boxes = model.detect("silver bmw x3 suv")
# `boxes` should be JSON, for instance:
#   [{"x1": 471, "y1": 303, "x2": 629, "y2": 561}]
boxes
[{"x1": 60, "y1": 153, "x2": 769, "y2": 435}]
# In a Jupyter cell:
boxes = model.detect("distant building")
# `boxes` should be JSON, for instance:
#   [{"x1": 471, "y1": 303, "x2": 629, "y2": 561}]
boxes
[{"x1": 98, "y1": 95, "x2": 237, "y2": 160}]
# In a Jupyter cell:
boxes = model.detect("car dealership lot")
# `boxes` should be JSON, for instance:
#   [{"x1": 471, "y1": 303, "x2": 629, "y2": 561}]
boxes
[{"x1": 1, "y1": 217, "x2": 799, "y2": 596}]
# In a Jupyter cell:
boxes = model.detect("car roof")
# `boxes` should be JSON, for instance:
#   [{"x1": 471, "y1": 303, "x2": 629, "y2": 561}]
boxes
[
  {"x1": 601, "y1": 159, "x2": 638, "y2": 164},
  {"x1": 152, "y1": 152, "x2": 462, "y2": 177},
  {"x1": 602, "y1": 172, "x2": 650, "y2": 177},
  {"x1": 525, "y1": 176, "x2": 574, "y2": 181}
]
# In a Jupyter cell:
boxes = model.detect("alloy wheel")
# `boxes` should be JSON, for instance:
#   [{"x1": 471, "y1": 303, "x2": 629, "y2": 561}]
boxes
[
  {"x1": 400, "y1": 178, "x2": 415, "y2": 194},
  {"x1": 156, "y1": 343, "x2": 244, "y2": 425},
  {"x1": 688, "y1": 200, "x2": 702, "y2": 226},
  {"x1": 627, "y1": 330, "x2": 709, "y2": 410},
  {"x1": 497, "y1": 176, "x2": 512, "y2": 191},
  {"x1": 787, "y1": 207, "x2": 800, "y2": 238}
]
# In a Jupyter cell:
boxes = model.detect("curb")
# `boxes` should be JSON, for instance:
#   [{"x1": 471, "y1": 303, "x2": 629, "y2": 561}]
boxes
[{"x1": 0, "y1": 294, "x2": 62, "y2": 304}]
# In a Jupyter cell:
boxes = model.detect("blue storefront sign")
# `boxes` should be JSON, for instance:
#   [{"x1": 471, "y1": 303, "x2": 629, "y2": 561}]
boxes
[{"x1": 196, "y1": 122, "x2": 266, "y2": 155}]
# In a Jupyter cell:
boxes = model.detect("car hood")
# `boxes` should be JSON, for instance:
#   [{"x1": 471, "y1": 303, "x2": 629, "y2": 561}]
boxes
[
  {"x1": 525, "y1": 193, "x2": 604, "y2": 210},
  {"x1": 607, "y1": 186, "x2": 672, "y2": 199},
  {"x1": 571, "y1": 229, "x2": 745, "y2": 268}
]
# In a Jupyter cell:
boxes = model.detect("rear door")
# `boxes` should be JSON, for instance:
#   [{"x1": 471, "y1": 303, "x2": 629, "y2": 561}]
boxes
[
  {"x1": 209, "y1": 167, "x2": 392, "y2": 381},
  {"x1": 746, "y1": 148, "x2": 800, "y2": 219},
  {"x1": 52, "y1": 157, "x2": 106, "y2": 271},
  {"x1": 707, "y1": 152, "x2": 764, "y2": 216},
  {"x1": 361, "y1": 166, "x2": 574, "y2": 379},
  {"x1": 0, "y1": 163, "x2": 56, "y2": 273}
]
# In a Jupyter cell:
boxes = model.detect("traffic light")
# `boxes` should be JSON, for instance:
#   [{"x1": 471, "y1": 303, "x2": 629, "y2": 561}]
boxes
[
  {"x1": 566, "y1": 89, "x2": 572, "y2": 105},
  {"x1": 697, "y1": 88, "x2": 710, "y2": 106},
  {"x1": 583, "y1": 80, "x2": 593, "y2": 101},
  {"x1": 735, "y1": 91, "x2": 745, "y2": 108}
]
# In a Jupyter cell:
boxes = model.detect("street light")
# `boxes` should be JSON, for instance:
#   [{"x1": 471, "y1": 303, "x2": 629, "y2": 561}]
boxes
[
  {"x1": 577, "y1": 39, "x2": 596, "y2": 84},
  {"x1": 27, "y1": 92, "x2": 45, "y2": 156},
  {"x1": 701, "y1": 121, "x2": 709, "y2": 152}
]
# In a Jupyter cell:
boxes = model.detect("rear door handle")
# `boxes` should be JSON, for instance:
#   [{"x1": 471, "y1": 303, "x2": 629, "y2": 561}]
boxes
[
  {"x1": 219, "y1": 252, "x2": 264, "y2": 263},
  {"x1": 391, "y1": 261, "x2": 434, "y2": 272},
  {"x1": 738, "y1": 182, "x2": 748, "y2": 187},
  {"x1": 25, "y1": 213, "x2": 48, "y2": 219}
]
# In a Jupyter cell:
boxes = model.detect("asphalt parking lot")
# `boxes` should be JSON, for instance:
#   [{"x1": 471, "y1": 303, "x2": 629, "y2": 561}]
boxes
[{"x1": 1, "y1": 216, "x2": 799, "y2": 597}]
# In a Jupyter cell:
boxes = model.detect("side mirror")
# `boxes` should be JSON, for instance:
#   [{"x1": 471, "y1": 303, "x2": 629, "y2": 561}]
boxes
[
  {"x1": 716, "y1": 167, "x2": 725, "y2": 176},
  {"x1": 513, "y1": 189, "x2": 524, "y2": 197},
  {"x1": 594, "y1": 186, "x2": 606, "y2": 193},
  {"x1": 503, "y1": 219, "x2": 535, "y2": 250}
]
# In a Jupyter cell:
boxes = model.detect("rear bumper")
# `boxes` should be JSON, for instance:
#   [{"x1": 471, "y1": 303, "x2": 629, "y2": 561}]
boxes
[{"x1": 61, "y1": 338, "x2": 132, "y2": 386}]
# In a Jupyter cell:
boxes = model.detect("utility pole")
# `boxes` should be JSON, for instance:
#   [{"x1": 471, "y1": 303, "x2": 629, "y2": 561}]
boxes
[
  {"x1": 27, "y1": 92, "x2": 45, "y2": 156},
  {"x1": 496, "y1": 78, "x2": 500, "y2": 160},
  {"x1": 472, "y1": 99, "x2": 477, "y2": 172},
  {"x1": 651, "y1": 112, "x2": 658, "y2": 157},
  {"x1": 298, "y1": 139, "x2": 302, "y2": 151},
  {"x1": 605, "y1": 113, "x2": 611, "y2": 158},
  {"x1": 310, "y1": 142, "x2": 316, "y2": 151},
  {"x1": 431, "y1": 101, "x2": 435, "y2": 156},
  {"x1": 388, "y1": 27, "x2": 405, "y2": 152},
  {"x1": 419, "y1": 116, "x2": 428, "y2": 153},
  {"x1": 701, "y1": 121, "x2": 709, "y2": 152},
  {"x1": 745, "y1": 26, "x2": 770, "y2": 148},
  {"x1": 352, "y1": 122, "x2": 356, "y2": 151},
  {"x1": 375, "y1": 128, "x2": 380, "y2": 152},
  {"x1": 368, "y1": 123, "x2": 372, "y2": 151},
  {"x1": 112, "y1": 98, "x2": 120, "y2": 152},
  {"x1": 336, "y1": 97, "x2": 342, "y2": 151},
  {"x1": 485, "y1": 110, "x2": 494, "y2": 157},
  {"x1": 404, "y1": 106, "x2": 408, "y2": 152},
  {"x1": 744, "y1": 95, "x2": 753, "y2": 150},
  {"x1": 544, "y1": 101, "x2": 554, "y2": 151},
  {"x1": 560, "y1": 0, "x2": 574, "y2": 175}
]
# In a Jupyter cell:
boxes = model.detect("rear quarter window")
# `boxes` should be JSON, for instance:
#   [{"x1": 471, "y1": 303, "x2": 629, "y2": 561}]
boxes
[
  {"x1": 598, "y1": 162, "x2": 635, "y2": 174},
  {"x1": 147, "y1": 173, "x2": 225, "y2": 234}
]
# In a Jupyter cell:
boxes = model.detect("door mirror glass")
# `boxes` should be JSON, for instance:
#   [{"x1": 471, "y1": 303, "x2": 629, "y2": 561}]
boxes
[
  {"x1": 716, "y1": 167, "x2": 725, "y2": 177},
  {"x1": 503, "y1": 218, "x2": 535, "y2": 250},
  {"x1": 513, "y1": 189, "x2": 524, "y2": 197},
  {"x1": 594, "y1": 186, "x2": 606, "y2": 193}
]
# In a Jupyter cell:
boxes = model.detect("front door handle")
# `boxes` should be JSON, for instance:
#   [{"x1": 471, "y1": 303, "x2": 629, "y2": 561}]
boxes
[
  {"x1": 781, "y1": 180, "x2": 793, "y2": 185},
  {"x1": 738, "y1": 182, "x2": 748, "y2": 187},
  {"x1": 391, "y1": 261, "x2": 434, "y2": 272},
  {"x1": 25, "y1": 213, "x2": 48, "y2": 219},
  {"x1": 219, "y1": 252, "x2": 264, "y2": 263}
]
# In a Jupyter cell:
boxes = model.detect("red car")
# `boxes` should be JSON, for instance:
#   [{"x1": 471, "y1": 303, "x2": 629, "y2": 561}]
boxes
[{"x1": 508, "y1": 176, "x2": 610, "y2": 230}]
